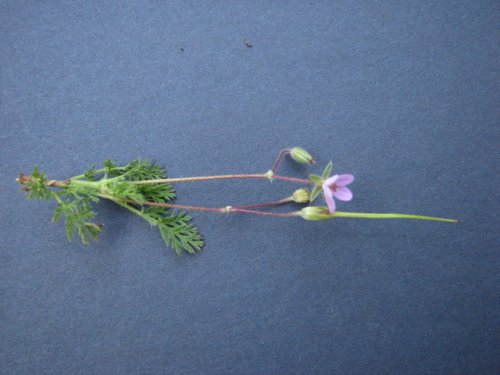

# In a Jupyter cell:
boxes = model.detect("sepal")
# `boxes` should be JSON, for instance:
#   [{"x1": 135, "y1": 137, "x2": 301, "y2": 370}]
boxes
[{"x1": 299, "y1": 206, "x2": 332, "y2": 221}]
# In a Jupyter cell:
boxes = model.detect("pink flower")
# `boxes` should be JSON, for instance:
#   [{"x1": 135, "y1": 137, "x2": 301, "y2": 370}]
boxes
[{"x1": 322, "y1": 174, "x2": 354, "y2": 213}]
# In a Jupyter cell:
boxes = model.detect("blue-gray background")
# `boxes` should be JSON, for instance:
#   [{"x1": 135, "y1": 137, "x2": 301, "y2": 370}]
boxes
[{"x1": 1, "y1": 1, "x2": 498, "y2": 374}]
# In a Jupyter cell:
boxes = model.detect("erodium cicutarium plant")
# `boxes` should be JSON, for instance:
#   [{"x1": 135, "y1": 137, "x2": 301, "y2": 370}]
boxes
[{"x1": 17, "y1": 147, "x2": 458, "y2": 254}]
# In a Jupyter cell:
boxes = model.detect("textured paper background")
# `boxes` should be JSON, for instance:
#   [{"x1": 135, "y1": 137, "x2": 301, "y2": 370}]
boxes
[{"x1": 1, "y1": 1, "x2": 499, "y2": 374}]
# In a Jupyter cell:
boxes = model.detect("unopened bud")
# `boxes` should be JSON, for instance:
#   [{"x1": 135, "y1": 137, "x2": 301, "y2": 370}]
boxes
[
  {"x1": 299, "y1": 206, "x2": 332, "y2": 221},
  {"x1": 292, "y1": 188, "x2": 310, "y2": 203},
  {"x1": 290, "y1": 147, "x2": 315, "y2": 165}
]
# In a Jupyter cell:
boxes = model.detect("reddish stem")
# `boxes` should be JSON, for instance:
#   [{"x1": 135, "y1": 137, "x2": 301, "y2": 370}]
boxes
[
  {"x1": 273, "y1": 175, "x2": 312, "y2": 184},
  {"x1": 132, "y1": 173, "x2": 313, "y2": 185},
  {"x1": 234, "y1": 197, "x2": 292, "y2": 210},
  {"x1": 230, "y1": 208, "x2": 298, "y2": 217},
  {"x1": 139, "y1": 200, "x2": 225, "y2": 213},
  {"x1": 137, "y1": 200, "x2": 298, "y2": 217},
  {"x1": 270, "y1": 149, "x2": 291, "y2": 173}
]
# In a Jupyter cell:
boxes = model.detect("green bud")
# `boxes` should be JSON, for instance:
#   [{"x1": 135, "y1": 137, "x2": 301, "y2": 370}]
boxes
[
  {"x1": 290, "y1": 147, "x2": 315, "y2": 165},
  {"x1": 299, "y1": 206, "x2": 332, "y2": 221},
  {"x1": 292, "y1": 188, "x2": 310, "y2": 203}
]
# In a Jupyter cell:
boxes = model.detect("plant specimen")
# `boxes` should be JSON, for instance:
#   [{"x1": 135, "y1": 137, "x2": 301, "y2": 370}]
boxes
[{"x1": 17, "y1": 148, "x2": 458, "y2": 254}]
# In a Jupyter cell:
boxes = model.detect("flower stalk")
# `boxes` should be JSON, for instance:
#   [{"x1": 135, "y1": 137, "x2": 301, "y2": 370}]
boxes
[
  {"x1": 131, "y1": 173, "x2": 312, "y2": 185},
  {"x1": 331, "y1": 211, "x2": 458, "y2": 223}
]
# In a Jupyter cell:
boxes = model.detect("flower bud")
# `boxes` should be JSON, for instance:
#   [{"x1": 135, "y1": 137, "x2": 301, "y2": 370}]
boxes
[
  {"x1": 299, "y1": 206, "x2": 332, "y2": 221},
  {"x1": 290, "y1": 147, "x2": 315, "y2": 165},
  {"x1": 292, "y1": 188, "x2": 310, "y2": 203}
]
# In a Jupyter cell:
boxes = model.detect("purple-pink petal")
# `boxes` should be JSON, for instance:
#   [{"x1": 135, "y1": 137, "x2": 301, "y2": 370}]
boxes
[
  {"x1": 332, "y1": 186, "x2": 353, "y2": 201},
  {"x1": 323, "y1": 185, "x2": 336, "y2": 213},
  {"x1": 335, "y1": 174, "x2": 354, "y2": 186},
  {"x1": 324, "y1": 175, "x2": 338, "y2": 188}
]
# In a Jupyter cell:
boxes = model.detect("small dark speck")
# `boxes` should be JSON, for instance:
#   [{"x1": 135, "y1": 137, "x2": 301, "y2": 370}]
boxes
[
  {"x1": 180, "y1": 47, "x2": 184, "y2": 52},
  {"x1": 244, "y1": 40, "x2": 253, "y2": 48}
]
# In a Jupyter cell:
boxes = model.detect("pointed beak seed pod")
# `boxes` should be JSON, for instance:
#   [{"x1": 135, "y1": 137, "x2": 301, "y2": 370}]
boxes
[
  {"x1": 299, "y1": 206, "x2": 332, "y2": 221},
  {"x1": 292, "y1": 188, "x2": 310, "y2": 203},
  {"x1": 290, "y1": 147, "x2": 315, "y2": 165}
]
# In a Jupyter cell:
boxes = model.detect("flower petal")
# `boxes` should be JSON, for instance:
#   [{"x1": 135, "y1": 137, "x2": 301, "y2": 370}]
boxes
[
  {"x1": 335, "y1": 174, "x2": 354, "y2": 186},
  {"x1": 323, "y1": 186, "x2": 336, "y2": 213},
  {"x1": 324, "y1": 175, "x2": 338, "y2": 188},
  {"x1": 333, "y1": 186, "x2": 353, "y2": 201}
]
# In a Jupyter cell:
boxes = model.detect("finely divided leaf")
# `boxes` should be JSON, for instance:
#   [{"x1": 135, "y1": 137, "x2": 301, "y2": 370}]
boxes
[
  {"x1": 158, "y1": 212, "x2": 204, "y2": 255},
  {"x1": 52, "y1": 198, "x2": 101, "y2": 244},
  {"x1": 26, "y1": 166, "x2": 53, "y2": 201},
  {"x1": 140, "y1": 207, "x2": 204, "y2": 254},
  {"x1": 21, "y1": 160, "x2": 205, "y2": 254}
]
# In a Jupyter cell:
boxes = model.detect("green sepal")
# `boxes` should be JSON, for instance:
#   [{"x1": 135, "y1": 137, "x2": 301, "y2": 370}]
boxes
[
  {"x1": 322, "y1": 161, "x2": 333, "y2": 180},
  {"x1": 309, "y1": 170, "x2": 327, "y2": 203},
  {"x1": 309, "y1": 174, "x2": 323, "y2": 186},
  {"x1": 309, "y1": 185, "x2": 323, "y2": 202}
]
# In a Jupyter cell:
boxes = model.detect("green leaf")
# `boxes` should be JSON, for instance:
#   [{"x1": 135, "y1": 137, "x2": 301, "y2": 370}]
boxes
[
  {"x1": 20, "y1": 159, "x2": 204, "y2": 253},
  {"x1": 103, "y1": 159, "x2": 117, "y2": 171},
  {"x1": 80, "y1": 223, "x2": 103, "y2": 244},
  {"x1": 25, "y1": 166, "x2": 53, "y2": 201},
  {"x1": 158, "y1": 212, "x2": 204, "y2": 255},
  {"x1": 137, "y1": 183, "x2": 175, "y2": 203},
  {"x1": 51, "y1": 204, "x2": 64, "y2": 222},
  {"x1": 61, "y1": 184, "x2": 100, "y2": 202},
  {"x1": 53, "y1": 197, "x2": 101, "y2": 244},
  {"x1": 103, "y1": 159, "x2": 124, "y2": 177},
  {"x1": 114, "y1": 201, "x2": 204, "y2": 255},
  {"x1": 83, "y1": 165, "x2": 97, "y2": 181},
  {"x1": 322, "y1": 161, "x2": 333, "y2": 180},
  {"x1": 106, "y1": 181, "x2": 145, "y2": 203}
]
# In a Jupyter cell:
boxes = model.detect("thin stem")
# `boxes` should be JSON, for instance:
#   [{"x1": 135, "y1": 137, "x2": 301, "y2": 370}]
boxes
[
  {"x1": 52, "y1": 193, "x2": 63, "y2": 204},
  {"x1": 332, "y1": 211, "x2": 459, "y2": 223},
  {"x1": 272, "y1": 175, "x2": 313, "y2": 184},
  {"x1": 131, "y1": 173, "x2": 312, "y2": 185},
  {"x1": 69, "y1": 166, "x2": 133, "y2": 181},
  {"x1": 69, "y1": 168, "x2": 107, "y2": 181},
  {"x1": 112, "y1": 197, "x2": 146, "y2": 216},
  {"x1": 270, "y1": 149, "x2": 290, "y2": 173},
  {"x1": 133, "y1": 200, "x2": 226, "y2": 213},
  {"x1": 230, "y1": 207, "x2": 298, "y2": 217},
  {"x1": 132, "y1": 173, "x2": 264, "y2": 184},
  {"x1": 124, "y1": 199, "x2": 298, "y2": 217},
  {"x1": 98, "y1": 194, "x2": 460, "y2": 222},
  {"x1": 69, "y1": 179, "x2": 101, "y2": 189},
  {"x1": 234, "y1": 197, "x2": 293, "y2": 210}
]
